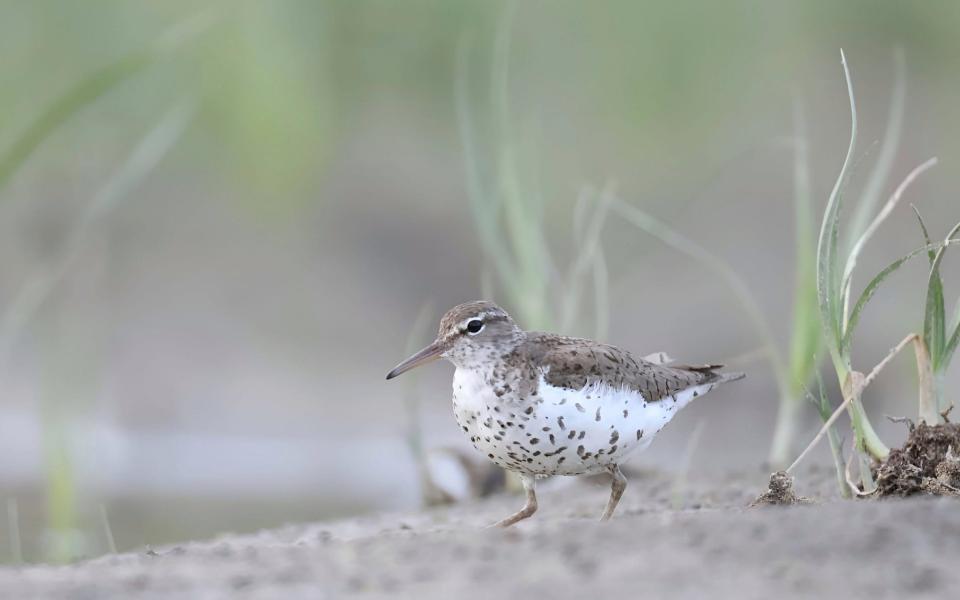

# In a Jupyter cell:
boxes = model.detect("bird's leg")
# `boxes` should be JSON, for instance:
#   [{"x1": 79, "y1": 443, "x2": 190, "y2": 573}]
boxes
[
  {"x1": 600, "y1": 465, "x2": 627, "y2": 521},
  {"x1": 491, "y1": 474, "x2": 537, "y2": 527}
]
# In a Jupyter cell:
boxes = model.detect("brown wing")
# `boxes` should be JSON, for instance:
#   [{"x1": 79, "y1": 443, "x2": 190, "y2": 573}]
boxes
[{"x1": 523, "y1": 333, "x2": 723, "y2": 402}]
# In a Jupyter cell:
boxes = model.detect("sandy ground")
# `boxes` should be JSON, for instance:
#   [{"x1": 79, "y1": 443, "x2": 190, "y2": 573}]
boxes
[{"x1": 2, "y1": 467, "x2": 959, "y2": 599}]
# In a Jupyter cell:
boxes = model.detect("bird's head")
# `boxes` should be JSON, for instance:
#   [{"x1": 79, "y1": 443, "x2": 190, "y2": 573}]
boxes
[{"x1": 386, "y1": 301, "x2": 524, "y2": 379}]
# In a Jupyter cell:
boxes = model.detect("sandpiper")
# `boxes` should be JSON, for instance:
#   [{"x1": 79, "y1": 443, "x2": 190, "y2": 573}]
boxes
[{"x1": 386, "y1": 301, "x2": 744, "y2": 526}]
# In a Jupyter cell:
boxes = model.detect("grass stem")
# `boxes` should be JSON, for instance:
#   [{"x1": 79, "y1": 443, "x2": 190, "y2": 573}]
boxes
[
  {"x1": 6, "y1": 498, "x2": 22, "y2": 565},
  {"x1": 99, "y1": 504, "x2": 117, "y2": 555}
]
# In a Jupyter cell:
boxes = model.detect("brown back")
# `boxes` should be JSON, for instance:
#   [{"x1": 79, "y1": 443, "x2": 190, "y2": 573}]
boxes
[{"x1": 522, "y1": 333, "x2": 723, "y2": 402}]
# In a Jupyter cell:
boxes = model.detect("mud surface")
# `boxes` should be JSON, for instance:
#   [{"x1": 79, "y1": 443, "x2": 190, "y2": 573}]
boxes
[{"x1": 2, "y1": 467, "x2": 959, "y2": 599}]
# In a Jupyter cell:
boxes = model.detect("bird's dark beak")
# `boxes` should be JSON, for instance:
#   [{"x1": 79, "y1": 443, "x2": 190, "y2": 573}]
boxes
[{"x1": 386, "y1": 340, "x2": 443, "y2": 380}]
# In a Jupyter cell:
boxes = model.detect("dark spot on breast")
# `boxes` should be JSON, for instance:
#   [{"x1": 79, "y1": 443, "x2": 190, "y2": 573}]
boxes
[
  {"x1": 577, "y1": 445, "x2": 585, "y2": 456},
  {"x1": 595, "y1": 407, "x2": 602, "y2": 422},
  {"x1": 637, "y1": 429, "x2": 644, "y2": 440},
  {"x1": 609, "y1": 431, "x2": 620, "y2": 444},
  {"x1": 578, "y1": 431, "x2": 586, "y2": 440},
  {"x1": 557, "y1": 417, "x2": 566, "y2": 430},
  {"x1": 568, "y1": 431, "x2": 576, "y2": 439},
  {"x1": 609, "y1": 445, "x2": 618, "y2": 454},
  {"x1": 549, "y1": 434, "x2": 556, "y2": 445},
  {"x1": 487, "y1": 453, "x2": 494, "y2": 459},
  {"x1": 575, "y1": 403, "x2": 585, "y2": 413},
  {"x1": 524, "y1": 406, "x2": 534, "y2": 415},
  {"x1": 623, "y1": 409, "x2": 629, "y2": 418},
  {"x1": 542, "y1": 426, "x2": 551, "y2": 432},
  {"x1": 530, "y1": 438, "x2": 540, "y2": 445}
]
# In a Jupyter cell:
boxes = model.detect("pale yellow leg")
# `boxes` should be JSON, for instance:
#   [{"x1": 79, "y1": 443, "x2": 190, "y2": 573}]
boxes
[
  {"x1": 492, "y1": 474, "x2": 537, "y2": 527},
  {"x1": 600, "y1": 465, "x2": 627, "y2": 521}
]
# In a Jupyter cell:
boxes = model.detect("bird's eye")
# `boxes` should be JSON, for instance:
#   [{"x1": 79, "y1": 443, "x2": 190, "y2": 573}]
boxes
[{"x1": 466, "y1": 319, "x2": 484, "y2": 334}]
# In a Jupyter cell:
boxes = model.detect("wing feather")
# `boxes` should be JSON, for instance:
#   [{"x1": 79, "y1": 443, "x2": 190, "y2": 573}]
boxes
[{"x1": 523, "y1": 333, "x2": 727, "y2": 402}]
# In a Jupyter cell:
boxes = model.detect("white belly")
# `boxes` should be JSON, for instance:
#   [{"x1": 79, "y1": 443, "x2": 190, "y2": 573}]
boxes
[{"x1": 452, "y1": 369, "x2": 711, "y2": 476}]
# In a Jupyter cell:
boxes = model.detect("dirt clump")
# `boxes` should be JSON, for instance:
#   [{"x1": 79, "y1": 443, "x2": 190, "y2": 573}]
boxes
[
  {"x1": 874, "y1": 421, "x2": 960, "y2": 498},
  {"x1": 750, "y1": 471, "x2": 813, "y2": 507}
]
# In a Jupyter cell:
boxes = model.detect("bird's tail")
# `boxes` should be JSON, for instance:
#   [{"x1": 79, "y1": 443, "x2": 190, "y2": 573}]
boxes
[
  {"x1": 676, "y1": 363, "x2": 746, "y2": 386},
  {"x1": 713, "y1": 371, "x2": 747, "y2": 385}
]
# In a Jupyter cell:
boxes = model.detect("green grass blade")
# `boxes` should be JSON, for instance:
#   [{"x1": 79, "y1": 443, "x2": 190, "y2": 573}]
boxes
[
  {"x1": 592, "y1": 248, "x2": 610, "y2": 341},
  {"x1": 0, "y1": 13, "x2": 211, "y2": 191},
  {"x1": 561, "y1": 185, "x2": 614, "y2": 332},
  {"x1": 573, "y1": 187, "x2": 594, "y2": 244},
  {"x1": 400, "y1": 302, "x2": 435, "y2": 467},
  {"x1": 840, "y1": 157, "x2": 938, "y2": 329},
  {"x1": 6, "y1": 498, "x2": 21, "y2": 564},
  {"x1": 455, "y1": 38, "x2": 517, "y2": 288},
  {"x1": 925, "y1": 222, "x2": 960, "y2": 368},
  {"x1": 944, "y1": 314, "x2": 960, "y2": 371},
  {"x1": 817, "y1": 50, "x2": 858, "y2": 358},
  {"x1": 843, "y1": 241, "x2": 957, "y2": 350},
  {"x1": 913, "y1": 206, "x2": 946, "y2": 371},
  {"x1": 788, "y1": 100, "x2": 821, "y2": 391},
  {"x1": 769, "y1": 100, "x2": 821, "y2": 468},
  {"x1": 911, "y1": 205, "x2": 936, "y2": 264},
  {"x1": 0, "y1": 103, "x2": 193, "y2": 364},
  {"x1": 952, "y1": 298, "x2": 960, "y2": 334},
  {"x1": 847, "y1": 49, "x2": 906, "y2": 247},
  {"x1": 931, "y1": 221, "x2": 960, "y2": 370},
  {"x1": 0, "y1": 54, "x2": 151, "y2": 189}
]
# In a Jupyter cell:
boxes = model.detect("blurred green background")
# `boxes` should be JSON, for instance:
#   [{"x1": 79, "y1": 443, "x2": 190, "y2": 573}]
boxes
[{"x1": 2, "y1": 0, "x2": 960, "y2": 562}]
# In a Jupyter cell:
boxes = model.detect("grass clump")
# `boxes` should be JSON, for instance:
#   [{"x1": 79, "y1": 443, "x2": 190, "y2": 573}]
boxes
[
  {"x1": 813, "y1": 51, "x2": 940, "y2": 471},
  {"x1": 786, "y1": 50, "x2": 960, "y2": 496}
]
